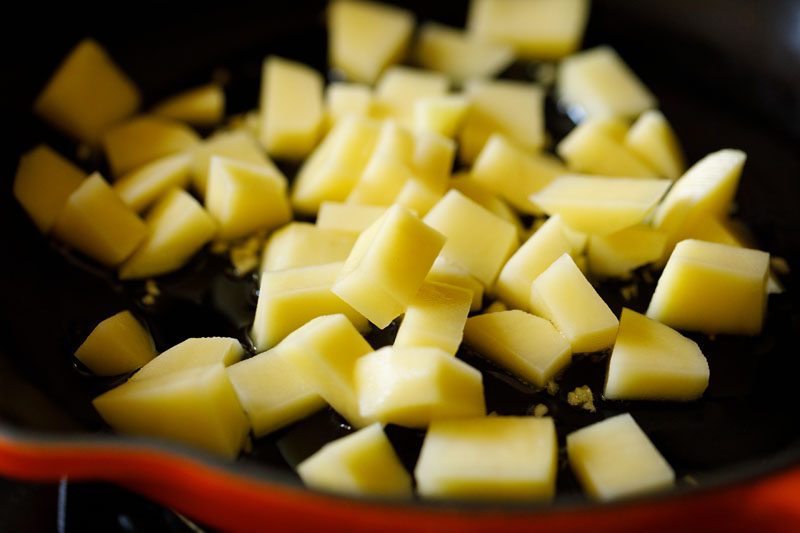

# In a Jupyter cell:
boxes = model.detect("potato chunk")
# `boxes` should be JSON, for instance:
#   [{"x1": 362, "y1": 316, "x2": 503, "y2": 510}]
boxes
[
  {"x1": 464, "y1": 310, "x2": 571, "y2": 387},
  {"x1": 325, "y1": 82, "x2": 373, "y2": 126},
  {"x1": 316, "y1": 202, "x2": 388, "y2": 235},
  {"x1": 625, "y1": 110, "x2": 685, "y2": 180},
  {"x1": 424, "y1": 256, "x2": 484, "y2": 312},
  {"x1": 131, "y1": 337, "x2": 243, "y2": 382},
  {"x1": 102, "y1": 116, "x2": 200, "y2": 176},
  {"x1": 605, "y1": 308, "x2": 709, "y2": 401},
  {"x1": 297, "y1": 423, "x2": 412, "y2": 497},
  {"x1": 74, "y1": 311, "x2": 156, "y2": 376},
  {"x1": 646, "y1": 240, "x2": 769, "y2": 335},
  {"x1": 394, "y1": 281, "x2": 473, "y2": 355},
  {"x1": 587, "y1": 225, "x2": 667, "y2": 279},
  {"x1": 415, "y1": 416, "x2": 557, "y2": 501},
  {"x1": 355, "y1": 346, "x2": 485, "y2": 428},
  {"x1": 189, "y1": 130, "x2": 277, "y2": 196},
  {"x1": 113, "y1": 152, "x2": 192, "y2": 212},
  {"x1": 261, "y1": 222, "x2": 357, "y2": 273},
  {"x1": 152, "y1": 84, "x2": 225, "y2": 127},
  {"x1": 373, "y1": 66, "x2": 449, "y2": 127},
  {"x1": 567, "y1": 413, "x2": 675, "y2": 501},
  {"x1": 33, "y1": 39, "x2": 140, "y2": 145},
  {"x1": 413, "y1": 95, "x2": 469, "y2": 139}
]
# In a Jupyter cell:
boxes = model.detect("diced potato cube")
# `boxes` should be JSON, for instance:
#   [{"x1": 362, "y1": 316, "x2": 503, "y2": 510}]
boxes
[
  {"x1": 297, "y1": 423, "x2": 412, "y2": 497},
  {"x1": 328, "y1": 0, "x2": 414, "y2": 84},
  {"x1": 102, "y1": 116, "x2": 200, "y2": 176},
  {"x1": 261, "y1": 222, "x2": 357, "y2": 273},
  {"x1": 459, "y1": 79, "x2": 545, "y2": 163},
  {"x1": 189, "y1": 130, "x2": 278, "y2": 196},
  {"x1": 113, "y1": 152, "x2": 192, "y2": 212},
  {"x1": 251, "y1": 262, "x2": 369, "y2": 351},
  {"x1": 558, "y1": 45, "x2": 657, "y2": 120},
  {"x1": 93, "y1": 363, "x2": 249, "y2": 459},
  {"x1": 605, "y1": 308, "x2": 709, "y2": 401},
  {"x1": 646, "y1": 240, "x2": 769, "y2": 335},
  {"x1": 464, "y1": 310, "x2": 571, "y2": 386},
  {"x1": 347, "y1": 151, "x2": 417, "y2": 207},
  {"x1": 13, "y1": 145, "x2": 86, "y2": 233},
  {"x1": 325, "y1": 82, "x2": 373, "y2": 126},
  {"x1": 529, "y1": 175, "x2": 671, "y2": 236},
  {"x1": 394, "y1": 281, "x2": 473, "y2": 355},
  {"x1": 413, "y1": 95, "x2": 469, "y2": 139},
  {"x1": 495, "y1": 215, "x2": 573, "y2": 310},
  {"x1": 625, "y1": 110, "x2": 685, "y2": 180},
  {"x1": 259, "y1": 56, "x2": 324, "y2": 160},
  {"x1": 74, "y1": 311, "x2": 156, "y2": 376},
  {"x1": 355, "y1": 346, "x2": 485, "y2": 428},
  {"x1": 415, "y1": 22, "x2": 514, "y2": 82},
  {"x1": 333, "y1": 205, "x2": 445, "y2": 329},
  {"x1": 119, "y1": 188, "x2": 217, "y2": 279},
  {"x1": 530, "y1": 254, "x2": 619, "y2": 353},
  {"x1": 393, "y1": 176, "x2": 444, "y2": 217},
  {"x1": 567, "y1": 413, "x2": 675, "y2": 501},
  {"x1": 587, "y1": 225, "x2": 667, "y2": 279},
  {"x1": 131, "y1": 337, "x2": 243, "y2": 382},
  {"x1": 415, "y1": 416, "x2": 558, "y2": 501},
  {"x1": 281, "y1": 314, "x2": 375, "y2": 428},
  {"x1": 205, "y1": 156, "x2": 291, "y2": 240},
  {"x1": 51, "y1": 173, "x2": 146, "y2": 266},
  {"x1": 316, "y1": 202, "x2": 388, "y2": 235},
  {"x1": 424, "y1": 190, "x2": 518, "y2": 287},
  {"x1": 467, "y1": 0, "x2": 590, "y2": 59},
  {"x1": 448, "y1": 176, "x2": 525, "y2": 239},
  {"x1": 151, "y1": 84, "x2": 225, "y2": 127},
  {"x1": 33, "y1": 39, "x2": 140, "y2": 145},
  {"x1": 425, "y1": 255, "x2": 485, "y2": 312},
  {"x1": 227, "y1": 345, "x2": 325, "y2": 437},
  {"x1": 412, "y1": 130, "x2": 455, "y2": 191},
  {"x1": 484, "y1": 300, "x2": 508, "y2": 313},
  {"x1": 373, "y1": 67, "x2": 449, "y2": 127}
]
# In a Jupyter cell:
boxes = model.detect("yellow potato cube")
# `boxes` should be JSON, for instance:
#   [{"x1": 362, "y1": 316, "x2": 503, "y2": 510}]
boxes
[
  {"x1": 119, "y1": 188, "x2": 217, "y2": 279},
  {"x1": 102, "y1": 115, "x2": 200, "y2": 176},
  {"x1": 251, "y1": 262, "x2": 369, "y2": 351},
  {"x1": 415, "y1": 416, "x2": 557, "y2": 501},
  {"x1": 333, "y1": 205, "x2": 445, "y2": 329},
  {"x1": 151, "y1": 84, "x2": 225, "y2": 127},
  {"x1": 373, "y1": 66, "x2": 449, "y2": 127},
  {"x1": 464, "y1": 310, "x2": 571, "y2": 387},
  {"x1": 281, "y1": 314, "x2": 375, "y2": 428},
  {"x1": 354, "y1": 346, "x2": 485, "y2": 428},
  {"x1": 605, "y1": 308, "x2": 709, "y2": 401},
  {"x1": 227, "y1": 345, "x2": 325, "y2": 438},
  {"x1": 316, "y1": 202, "x2": 388, "y2": 235},
  {"x1": 413, "y1": 95, "x2": 469, "y2": 139},
  {"x1": 394, "y1": 281, "x2": 473, "y2": 355},
  {"x1": 347, "y1": 151, "x2": 417, "y2": 207},
  {"x1": 93, "y1": 363, "x2": 249, "y2": 459},
  {"x1": 328, "y1": 0, "x2": 414, "y2": 84},
  {"x1": 425, "y1": 256, "x2": 484, "y2": 312},
  {"x1": 448, "y1": 176, "x2": 525, "y2": 239},
  {"x1": 495, "y1": 215, "x2": 573, "y2": 310},
  {"x1": 424, "y1": 190, "x2": 518, "y2": 287},
  {"x1": 325, "y1": 82, "x2": 373, "y2": 126},
  {"x1": 467, "y1": 0, "x2": 590, "y2": 59},
  {"x1": 472, "y1": 134, "x2": 567, "y2": 215},
  {"x1": 131, "y1": 337, "x2": 243, "y2": 382},
  {"x1": 259, "y1": 56, "x2": 324, "y2": 160},
  {"x1": 530, "y1": 254, "x2": 619, "y2": 353},
  {"x1": 297, "y1": 423, "x2": 412, "y2": 497},
  {"x1": 484, "y1": 300, "x2": 508, "y2": 313},
  {"x1": 412, "y1": 130, "x2": 455, "y2": 191},
  {"x1": 13, "y1": 145, "x2": 86, "y2": 233},
  {"x1": 625, "y1": 110, "x2": 685, "y2": 180},
  {"x1": 587, "y1": 225, "x2": 667, "y2": 279},
  {"x1": 205, "y1": 156, "x2": 291, "y2": 240},
  {"x1": 529, "y1": 175, "x2": 671, "y2": 236},
  {"x1": 393, "y1": 177, "x2": 444, "y2": 217},
  {"x1": 51, "y1": 173, "x2": 146, "y2": 266},
  {"x1": 557, "y1": 46, "x2": 657, "y2": 120},
  {"x1": 261, "y1": 222, "x2": 357, "y2": 273},
  {"x1": 113, "y1": 152, "x2": 192, "y2": 212},
  {"x1": 33, "y1": 39, "x2": 140, "y2": 145},
  {"x1": 567, "y1": 413, "x2": 675, "y2": 501},
  {"x1": 646, "y1": 240, "x2": 769, "y2": 335},
  {"x1": 74, "y1": 311, "x2": 156, "y2": 376},
  {"x1": 415, "y1": 22, "x2": 514, "y2": 82}
]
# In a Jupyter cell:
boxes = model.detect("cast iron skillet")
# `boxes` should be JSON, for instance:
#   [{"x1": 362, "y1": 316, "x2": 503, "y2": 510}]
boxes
[{"x1": 1, "y1": 1, "x2": 799, "y2": 531}]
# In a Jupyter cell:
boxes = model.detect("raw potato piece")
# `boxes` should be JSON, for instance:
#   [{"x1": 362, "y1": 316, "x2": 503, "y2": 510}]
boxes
[
  {"x1": 227, "y1": 345, "x2": 325, "y2": 438},
  {"x1": 415, "y1": 416, "x2": 558, "y2": 501},
  {"x1": 558, "y1": 46, "x2": 657, "y2": 120},
  {"x1": 587, "y1": 226, "x2": 667, "y2": 279},
  {"x1": 259, "y1": 56, "x2": 324, "y2": 160},
  {"x1": 412, "y1": 130, "x2": 455, "y2": 191},
  {"x1": 463, "y1": 310, "x2": 571, "y2": 387},
  {"x1": 530, "y1": 254, "x2": 619, "y2": 353},
  {"x1": 646, "y1": 240, "x2": 769, "y2": 335},
  {"x1": 189, "y1": 130, "x2": 278, "y2": 196},
  {"x1": 152, "y1": 84, "x2": 225, "y2": 127},
  {"x1": 131, "y1": 337, "x2": 243, "y2": 382},
  {"x1": 605, "y1": 309, "x2": 709, "y2": 401},
  {"x1": 394, "y1": 281, "x2": 473, "y2": 355},
  {"x1": 328, "y1": 0, "x2": 414, "y2": 84},
  {"x1": 74, "y1": 311, "x2": 156, "y2": 376},
  {"x1": 261, "y1": 222, "x2": 357, "y2": 273},
  {"x1": 625, "y1": 110, "x2": 685, "y2": 180},
  {"x1": 414, "y1": 96, "x2": 469, "y2": 140},
  {"x1": 425, "y1": 256, "x2": 485, "y2": 312},
  {"x1": 113, "y1": 152, "x2": 193, "y2": 212},
  {"x1": 373, "y1": 67, "x2": 449, "y2": 127},
  {"x1": 51, "y1": 173, "x2": 146, "y2": 267},
  {"x1": 567, "y1": 413, "x2": 675, "y2": 501},
  {"x1": 325, "y1": 82, "x2": 373, "y2": 126},
  {"x1": 33, "y1": 39, "x2": 140, "y2": 145},
  {"x1": 13, "y1": 145, "x2": 86, "y2": 233},
  {"x1": 332, "y1": 205, "x2": 445, "y2": 329},
  {"x1": 448, "y1": 176, "x2": 525, "y2": 239},
  {"x1": 467, "y1": 0, "x2": 590, "y2": 59},
  {"x1": 297, "y1": 423, "x2": 412, "y2": 497},
  {"x1": 355, "y1": 346, "x2": 485, "y2": 428},
  {"x1": 119, "y1": 188, "x2": 217, "y2": 280},
  {"x1": 205, "y1": 156, "x2": 291, "y2": 240},
  {"x1": 316, "y1": 202, "x2": 387, "y2": 235},
  {"x1": 102, "y1": 116, "x2": 200, "y2": 176}
]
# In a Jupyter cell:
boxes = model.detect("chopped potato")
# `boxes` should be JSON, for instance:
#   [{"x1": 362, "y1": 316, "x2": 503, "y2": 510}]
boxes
[
  {"x1": 152, "y1": 84, "x2": 225, "y2": 127},
  {"x1": 74, "y1": 311, "x2": 156, "y2": 376}
]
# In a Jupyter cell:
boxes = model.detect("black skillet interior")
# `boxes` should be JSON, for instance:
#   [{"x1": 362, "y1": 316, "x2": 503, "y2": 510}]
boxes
[{"x1": 1, "y1": 0, "x2": 800, "y2": 515}]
